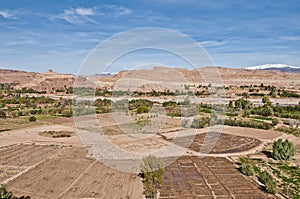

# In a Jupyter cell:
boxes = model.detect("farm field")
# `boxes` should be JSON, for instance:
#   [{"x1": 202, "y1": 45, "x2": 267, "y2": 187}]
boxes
[
  {"x1": 160, "y1": 156, "x2": 276, "y2": 199},
  {"x1": 2, "y1": 145, "x2": 143, "y2": 199},
  {"x1": 0, "y1": 112, "x2": 298, "y2": 198}
]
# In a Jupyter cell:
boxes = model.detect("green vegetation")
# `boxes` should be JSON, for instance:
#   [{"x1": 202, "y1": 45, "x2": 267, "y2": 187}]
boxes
[
  {"x1": 239, "y1": 157, "x2": 255, "y2": 176},
  {"x1": 28, "y1": 116, "x2": 36, "y2": 122},
  {"x1": 271, "y1": 162, "x2": 300, "y2": 198},
  {"x1": 140, "y1": 155, "x2": 165, "y2": 199},
  {"x1": 129, "y1": 99, "x2": 153, "y2": 114},
  {"x1": 273, "y1": 139, "x2": 295, "y2": 161},
  {"x1": 259, "y1": 171, "x2": 277, "y2": 194},
  {"x1": 38, "y1": 130, "x2": 74, "y2": 138},
  {"x1": 224, "y1": 119, "x2": 273, "y2": 130},
  {"x1": 238, "y1": 157, "x2": 277, "y2": 195},
  {"x1": 234, "y1": 98, "x2": 252, "y2": 110},
  {"x1": 191, "y1": 117, "x2": 210, "y2": 128},
  {"x1": 0, "y1": 184, "x2": 30, "y2": 199},
  {"x1": 162, "y1": 100, "x2": 177, "y2": 107},
  {"x1": 93, "y1": 98, "x2": 112, "y2": 113},
  {"x1": 275, "y1": 127, "x2": 300, "y2": 137},
  {"x1": 62, "y1": 109, "x2": 73, "y2": 117}
]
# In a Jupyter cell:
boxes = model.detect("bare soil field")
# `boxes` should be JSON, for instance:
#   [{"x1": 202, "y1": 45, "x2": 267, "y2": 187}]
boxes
[
  {"x1": 166, "y1": 132, "x2": 262, "y2": 154},
  {"x1": 3, "y1": 145, "x2": 143, "y2": 199},
  {"x1": 160, "y1": 156, "x2": 276, "y2": 199},
  {"x1": 0, "y1": 115, "x2": 296, "y2": 198},
  {"x1": 0, "y1": 144, "x2": 62, "y2": 183}
]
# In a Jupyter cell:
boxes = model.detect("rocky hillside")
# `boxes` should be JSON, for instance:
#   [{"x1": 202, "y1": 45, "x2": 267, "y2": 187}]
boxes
[{"x1": 1, "y1": 67, "x2": 300, "y2": 93}]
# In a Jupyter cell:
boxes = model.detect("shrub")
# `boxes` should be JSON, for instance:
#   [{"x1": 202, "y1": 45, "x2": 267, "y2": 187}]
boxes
[
  {"x1": 259, "y1": 171, "x2": 277, "y2": 194},
  {"x1": 0, "y1": 110, "x2": 6, "y2": 118},
  {"x1": 272, "y1": 118, "x2": 279, "y2": 126},
  {"x1": 62, "y1": 109, "x2": 73, "y2": 117},
  {"x1": 140, "y1": 155, "x2": 165, "y2": 199},
  {"x1": 273, "y1": 139, "x2": 295, "y2": 161},
  {"x1": 28, "y1": 116, "x2": 36, "y2": 122},
  {"x1": 0, "y1": 184, "x2": 12, "y2": 199},
  {"x1": 239, "y1": 157, "x2": 255, "y2": 176},
  {"x1": 29, "y1": 109, "x2": 37, "y2": 115},
  {"x1": 0, "y1": 184, "x2": 31, "y2": 199}
]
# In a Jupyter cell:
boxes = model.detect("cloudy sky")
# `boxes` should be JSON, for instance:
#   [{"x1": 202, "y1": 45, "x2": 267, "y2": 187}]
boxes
[{"x1": 0, "y1": 0, "x2": 300, "y2": 74}]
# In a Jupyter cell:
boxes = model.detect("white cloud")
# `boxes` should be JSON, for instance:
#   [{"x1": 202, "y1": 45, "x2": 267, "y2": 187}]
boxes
[
  {"x1": 199, "y1": 40, "x2": 226, "y2": 47},
  {"x1": 51, "y1": 5, "x2": 132, "y2": 25},
  {"x1": 0, "y1": 9, "x2": 16, "y2": 19},
  {"x1": 75, "y1": 8, "x2": 96, "y2": 16},
  {"x1": 279, "y1": 36, "x2": 300, "y2": 41},
  {"x1": 51, "y1": 7, "x2": 97, "y2": 25},
  {"x1": 118, "y1": 7, "x2": 132, "y2": 15}
]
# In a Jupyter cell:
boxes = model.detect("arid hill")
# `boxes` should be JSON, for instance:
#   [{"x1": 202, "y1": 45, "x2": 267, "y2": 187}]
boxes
[{"x1": 1, "y1": 67, "x2": 299, "y2": 93}]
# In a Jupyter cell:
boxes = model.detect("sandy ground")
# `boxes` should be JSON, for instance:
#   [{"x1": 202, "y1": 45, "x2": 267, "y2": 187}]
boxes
[
  {"x1": 4, "y1": 146, "x2": 143, "y2": 199},
  {"x1": 0, "y1": 124, "x2": 81, "y2": 147},
  {"x1": 1, "y1": 115, "x2": 299, "y2": 198}
]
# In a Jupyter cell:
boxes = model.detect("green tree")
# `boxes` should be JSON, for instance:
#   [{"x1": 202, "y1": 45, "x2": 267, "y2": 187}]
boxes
[
  {"x1": 262, "y1": 96, "x2": 272, "y2": 106},
  {"x1": 28, "y1": 116, "x2": 36, "y2": 122},
  {"x1": 141, "y1": 155, "x2": 165, "y2": 199},
  {"x1": 234, "y1": 98, "x2": 252, "y2": 110},
  {"x1": 273, "y1": 139, "x2": 295, "y2": 161},
  {"x1": 261, "y1": 106, "x2": 273, "y2": 117}
]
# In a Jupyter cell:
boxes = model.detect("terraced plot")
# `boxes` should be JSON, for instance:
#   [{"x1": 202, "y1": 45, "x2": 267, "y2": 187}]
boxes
[
  {"x1": 4, "y1": 146, "x2": 143, "y2": 199},
  {"x1": 167, "y1": 132, "x2": 262, "y2": 154},
  {"x1": 0, "y1": 144, "x2": 62, "y2": 183},
  {"x1": 160, "y1": 156, "x2": 276, "y2": 199}
]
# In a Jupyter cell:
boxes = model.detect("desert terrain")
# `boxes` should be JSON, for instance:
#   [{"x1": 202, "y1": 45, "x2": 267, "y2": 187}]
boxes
[{"x1": 0, "y1": 67, "x2": 299, "y2": 199}]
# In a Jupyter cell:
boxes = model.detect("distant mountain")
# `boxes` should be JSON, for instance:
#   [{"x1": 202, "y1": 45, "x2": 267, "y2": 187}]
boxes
[
  {"x1": 94, "y1": 72, "x2": 115, "y2": 76},
  {"x1": 246, "y1": 64, "x2": 300, "y2": 73}
]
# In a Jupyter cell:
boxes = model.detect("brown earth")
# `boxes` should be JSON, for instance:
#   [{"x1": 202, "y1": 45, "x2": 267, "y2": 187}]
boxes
[
  {"x1": 1, "y1": 67, "x2": 300, "y2": 92},
  {"x1": 160, "y1": 156, "x2": 277, "y2": 198},
  {"x1": 0, "y1": 115, "x2": 297, "y2": 198},
  {"x1": 2, "y1": 145, "x2": 144, "y2": 199},
  {"x1": 167, "y1": 132, "x2": 262, "y2": 154}
]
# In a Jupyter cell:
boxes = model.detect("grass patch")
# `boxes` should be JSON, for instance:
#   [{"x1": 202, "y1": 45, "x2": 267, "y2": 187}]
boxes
[
  {"x1": 252, "y1": 158, "x2": 300, "y2": 198},
  {"x1": 199, "y1": 108, "x2": 212, "y2": 113},
  {"x1": 275, "y1": 127, "x2": 300, "y2": 137},
  {"x1": 34, "y1": 115, "x2": 62, "y2": 120},
  {"x1": 226, "y1": 112, "x2": 238, "y2": 117}
]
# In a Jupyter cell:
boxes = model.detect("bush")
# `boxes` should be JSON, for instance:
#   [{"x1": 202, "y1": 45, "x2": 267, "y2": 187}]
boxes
[
  {"x1": 0, "y1": 184, "x2": 30, "y2": 199},
  {"x1": 62, "y1": 109, "x2": 73, "y2": 117},
  {"x1": 259, "y1": 171, "x2": 277, "y2": 194},
  {"x1": 29, "y1": 109, "x2": 37, "y2": 115},
  {"x1": 239, "y1": 157, "x2": 255, "y2": 176},
  {"x1": 28, "y1": 116, "x2": 36, "y2": 122},
  {"x1": 0, "y1": 110, "x2": 6, "y2": 118},
  {"x1": 0, "y1": 184, "x2": 12, "y2": 199},
  {"x1": 272, "y1": 118, "x2": 279, "y2": 126},
  {"x1": 191, "y1": 117, "x2": 210, "y2": 129},
  {"x1": 273, "y1": 139, "x2": 295, "y2": 161},
  {"x1": 140, "y1": 155, "x2": 165, "y2": 199}
]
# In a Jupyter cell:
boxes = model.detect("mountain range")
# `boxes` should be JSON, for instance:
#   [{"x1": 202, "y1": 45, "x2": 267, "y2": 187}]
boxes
[{"x1": 245, "y1": 64, "x2": 300, "y2": 73}]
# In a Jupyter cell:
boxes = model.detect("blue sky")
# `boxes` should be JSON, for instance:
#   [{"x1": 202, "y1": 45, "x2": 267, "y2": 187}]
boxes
[{"x1": 0, "y1": 0, "x2": 300, "y2": 74}]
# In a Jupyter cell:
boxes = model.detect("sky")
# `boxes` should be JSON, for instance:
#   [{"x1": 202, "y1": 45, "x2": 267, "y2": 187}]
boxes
[{"x1": 0, "y1": 0, "x2": 300, "y2": 74}]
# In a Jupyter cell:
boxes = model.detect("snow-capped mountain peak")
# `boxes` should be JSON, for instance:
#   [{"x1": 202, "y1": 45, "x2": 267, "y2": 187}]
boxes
[{"x1": 246, "y1": 64, "x2": 300, "y2": 70}]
